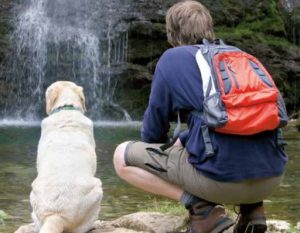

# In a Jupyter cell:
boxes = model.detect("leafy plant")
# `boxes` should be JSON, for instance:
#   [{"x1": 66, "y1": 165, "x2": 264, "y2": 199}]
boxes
[{"x1": 0, "y1": 210, "x2": 8, "y2": 225}]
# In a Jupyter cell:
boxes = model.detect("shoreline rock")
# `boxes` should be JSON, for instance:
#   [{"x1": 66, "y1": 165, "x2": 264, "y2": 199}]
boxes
[{"x1": 14, "y1": 212, "x2": 298, "y2": 233}]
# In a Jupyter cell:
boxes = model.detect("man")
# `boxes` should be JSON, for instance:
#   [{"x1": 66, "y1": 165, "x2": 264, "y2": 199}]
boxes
[{"x1": 113, "y1": 1, "x2": 287, "y2": 233}]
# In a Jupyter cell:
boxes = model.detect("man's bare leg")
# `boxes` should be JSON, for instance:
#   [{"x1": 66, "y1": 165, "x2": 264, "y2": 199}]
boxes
[{"x1": 113, "y1": 141, "x2": 183, "y2": 201}]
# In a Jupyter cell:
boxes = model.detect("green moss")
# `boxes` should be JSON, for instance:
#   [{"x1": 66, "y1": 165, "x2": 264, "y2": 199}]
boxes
[
  {"x1": 142, "y1": 197, "x2": 186, "y2": 215},
  {"x1": 116, "y1": 85, "x2": 150, "y2": 120},
  {"x1": 215, "y1": 25, "x2": 297, "y2": 50},
  {"x1": 216, "y1": 0, "x2": 286, "y2": 37},
  {"x1": 237, "y1": 18, "x2": 285, "y2": 36},
  {"x1": 216, "y1": 26, "x2": 260, "y2": 41}
]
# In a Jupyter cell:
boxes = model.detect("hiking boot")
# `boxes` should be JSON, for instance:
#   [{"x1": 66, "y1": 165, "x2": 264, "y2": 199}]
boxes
[
  {"x1": 234, "y1": 203, "x2": 267, "y2": 233},
  {"x1": 185, "y1": 202, "x2": 234, "y2": 233}
]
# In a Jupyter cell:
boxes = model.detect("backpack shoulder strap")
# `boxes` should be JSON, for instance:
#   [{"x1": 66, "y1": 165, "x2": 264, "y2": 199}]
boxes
[
  {"x1": 202, "y1": 38, "x2": 226, "y2": 46},
  {"x1": 195, "y1": 48, "x2": 217, "y2": 98},
  {"x1": 194, "y1": 46, "x2": 218, "y2": 156}
]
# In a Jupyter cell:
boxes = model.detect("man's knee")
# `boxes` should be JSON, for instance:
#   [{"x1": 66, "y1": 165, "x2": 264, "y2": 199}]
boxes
[{"x1": 113, "y1": 141, "x2": 131, "y2": 176}]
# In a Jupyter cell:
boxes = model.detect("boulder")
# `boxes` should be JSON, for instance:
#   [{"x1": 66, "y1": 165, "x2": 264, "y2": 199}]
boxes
[
  {"x1": 14, "y1": 212, "x2": 186, "y2": 233},
  {"x1": 297, "y1": 221, "x2": 300, "y2": 230},
  {"x1": 14, "y1": 212, "x2": 298, "y2": 233},
  {"x1": 267, "y1": 220, "x2": 291, "y2": 233},
  {"x1": 92, "y1": 212, "x2": 185, "y2": 233}
]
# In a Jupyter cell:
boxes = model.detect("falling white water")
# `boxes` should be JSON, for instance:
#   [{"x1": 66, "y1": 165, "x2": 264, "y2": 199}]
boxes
[
  {"x1": 283, "y1": 0, "x2": 294, "y2": 12},
  {"x1": 2, "y1": 0, "x2": 131, "y2": 121}
]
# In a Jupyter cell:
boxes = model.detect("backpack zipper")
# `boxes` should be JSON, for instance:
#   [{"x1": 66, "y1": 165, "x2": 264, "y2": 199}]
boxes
[{"x1": 226, "y1": 63, "x2": 240, "y2": 89}]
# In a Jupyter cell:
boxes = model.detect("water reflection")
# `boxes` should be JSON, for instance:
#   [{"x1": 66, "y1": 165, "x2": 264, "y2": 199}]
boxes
[{"x1": 0, "y1": 126, "x2": 299, "y2": 233}]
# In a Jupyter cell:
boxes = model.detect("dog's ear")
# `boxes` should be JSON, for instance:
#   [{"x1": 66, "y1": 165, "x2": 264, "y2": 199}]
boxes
[
  {"x1": 76, "y1": 86, "x2": 87, "y2": 112},
  {"x1": 45, "y1": 85, "x2": 59, "y2": 115}
]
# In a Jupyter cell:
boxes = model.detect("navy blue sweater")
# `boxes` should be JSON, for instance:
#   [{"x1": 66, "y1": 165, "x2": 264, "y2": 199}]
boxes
[{"x1": 141, "y1": 45, "x2": 287, "y2": 182}]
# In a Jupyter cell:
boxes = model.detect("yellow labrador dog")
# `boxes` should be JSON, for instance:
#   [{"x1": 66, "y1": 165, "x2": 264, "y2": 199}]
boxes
[{"x1": 17, "y1": 81, "x2": 103, "y2": 233}]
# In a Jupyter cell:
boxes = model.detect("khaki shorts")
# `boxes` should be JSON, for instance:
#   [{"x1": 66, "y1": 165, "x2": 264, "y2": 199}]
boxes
[{"x1": 125, "y1": 141, "x2": 283, "y2": 204}]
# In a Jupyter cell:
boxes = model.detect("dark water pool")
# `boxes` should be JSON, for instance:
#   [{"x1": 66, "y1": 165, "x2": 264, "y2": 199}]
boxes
[{"x1": 0, "y1": 124, "x2": 299, "y2": 232}]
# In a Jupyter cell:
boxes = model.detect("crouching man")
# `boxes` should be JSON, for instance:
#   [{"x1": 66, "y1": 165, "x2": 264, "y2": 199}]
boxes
[{"x1": 113, "y1": 1, "x2": 287, "y2": 233}]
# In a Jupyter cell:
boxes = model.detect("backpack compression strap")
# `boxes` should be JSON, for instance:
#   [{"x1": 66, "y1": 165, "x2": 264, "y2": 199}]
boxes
[{"x1": 194, "y1": 48, "x2": 216, "y2": 156}]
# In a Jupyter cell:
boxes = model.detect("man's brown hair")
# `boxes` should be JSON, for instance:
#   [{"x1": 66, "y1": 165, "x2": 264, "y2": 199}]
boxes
[{"x1": 166, "y1": 0, "x2": 215, "y2": 47}]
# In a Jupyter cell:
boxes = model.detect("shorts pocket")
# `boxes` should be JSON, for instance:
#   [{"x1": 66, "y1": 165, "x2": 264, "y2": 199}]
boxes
[{"x1": 144, "y1": 147, "x2": 168, "y2": 173}]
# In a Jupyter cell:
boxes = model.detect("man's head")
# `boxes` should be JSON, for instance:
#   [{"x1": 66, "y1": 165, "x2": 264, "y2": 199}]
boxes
[{"x1": 166, "y1": 0, "x2": 215, "y2": 47}]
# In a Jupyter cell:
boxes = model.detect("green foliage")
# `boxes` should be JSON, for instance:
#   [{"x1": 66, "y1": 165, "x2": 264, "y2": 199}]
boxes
[
  {"x1": 237, "y1": 17, "x2": 285, "y2": 37},
  {"x1": 236, "y1": 0, "x2": 285, "y2": 37},
  {"x1": 216, "y1": 0, "x2": 286, "y2": 37},
  {"x1": 0, "y1": 210, "x2": 8, "y2": 225},
  {"x1": 215, "y1": 26, "x2": 295, "y2": 51},
  {"x1": 216, "y1": 26, "x2": 261, "y2": 43}
]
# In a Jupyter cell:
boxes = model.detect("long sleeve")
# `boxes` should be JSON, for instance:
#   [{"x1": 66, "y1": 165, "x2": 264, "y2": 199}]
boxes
[
  {"x1": 141, "y1": 67, "x2": 173, "y2": 143},
  {"x1": 179, "y1": 129, "x2": 189, "y2": 146}
]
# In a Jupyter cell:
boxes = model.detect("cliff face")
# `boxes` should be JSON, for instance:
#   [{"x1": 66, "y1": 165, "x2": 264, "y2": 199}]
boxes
[
  {"x1": 118, "y1": 0, "x2": 300, "y2": 119},
  {"x1": 0, "y1": 0, "x2": 299, "y2": 120}
]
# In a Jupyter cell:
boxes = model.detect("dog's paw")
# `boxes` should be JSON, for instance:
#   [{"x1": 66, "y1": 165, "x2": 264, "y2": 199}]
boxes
[{"x1": 14, "y1": 223, "x2": 36, "y2": 233}]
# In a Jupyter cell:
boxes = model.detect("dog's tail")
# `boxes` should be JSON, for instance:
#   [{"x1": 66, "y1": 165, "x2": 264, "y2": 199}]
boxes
[{"x1": 40, "y1": 215, "x2": 64, "y2": 233}]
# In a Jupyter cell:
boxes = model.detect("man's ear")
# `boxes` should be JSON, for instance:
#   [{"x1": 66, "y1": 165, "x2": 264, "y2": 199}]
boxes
[
  {"x1": 45, "y1": 85, "x2": 59, "y2": 115},
  {"x1": 76, "y1": 86, "x2": 87, "y2": 112}
]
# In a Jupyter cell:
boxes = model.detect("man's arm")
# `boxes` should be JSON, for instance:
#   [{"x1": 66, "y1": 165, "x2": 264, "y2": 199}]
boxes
[{"x1": 141, "y1": 67, "x2": 173, "y2": 143}]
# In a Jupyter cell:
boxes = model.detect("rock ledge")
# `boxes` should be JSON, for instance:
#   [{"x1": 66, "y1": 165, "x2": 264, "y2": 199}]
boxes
[{"x1": 15, "y1": 212, "x2": 297, "y2": 233}]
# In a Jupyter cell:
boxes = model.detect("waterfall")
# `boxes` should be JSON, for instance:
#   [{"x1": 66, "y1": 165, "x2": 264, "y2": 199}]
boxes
[
  {"x1": 1, "y1": 0, "x2": 131, "y2": 122},
  {"x1": 283, "y1": 0, "x2": 293, "y2": 12}
]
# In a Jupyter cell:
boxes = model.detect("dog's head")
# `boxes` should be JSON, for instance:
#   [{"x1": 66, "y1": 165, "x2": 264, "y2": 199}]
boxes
[{"x1": 45, "y1": 81, "x2": 87, "y2": 115}]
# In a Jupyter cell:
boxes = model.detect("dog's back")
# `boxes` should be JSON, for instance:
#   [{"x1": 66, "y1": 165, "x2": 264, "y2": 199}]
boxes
[{"x1": 30, "y1": 111, "x2": 102, "y2": 233}]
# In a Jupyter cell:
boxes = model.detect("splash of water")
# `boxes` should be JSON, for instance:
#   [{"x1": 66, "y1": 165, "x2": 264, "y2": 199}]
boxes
[{"x1": 2, "y1": 0, "x2": 131, "y2": 122}]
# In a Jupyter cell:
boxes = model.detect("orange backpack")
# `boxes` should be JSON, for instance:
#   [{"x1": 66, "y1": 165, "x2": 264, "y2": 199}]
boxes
[{"x1": 193, "y1": 39, "x2": 288, "y2": 155}]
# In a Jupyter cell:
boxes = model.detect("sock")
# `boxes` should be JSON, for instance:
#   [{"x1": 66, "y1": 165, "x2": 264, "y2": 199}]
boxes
[{"x1": 180, "y1": 191, "x2": 205, "y2": 209}]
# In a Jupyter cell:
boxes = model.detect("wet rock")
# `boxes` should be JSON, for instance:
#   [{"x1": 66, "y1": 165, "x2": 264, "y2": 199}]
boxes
[
  {"x1": 267, "y1": 220, "x2": 291, "y2": 233},
  {"x1": 92, "y1": 212, "x2": 185, "y2": 233},
  {"x1": 14, "y1": 212, "x2": 186, "y2": 233},
  {"x1": 115, "y1": 63, "x2": 152, "y2": 119},
  {"x1": 15, "y1": 215, "x2": 299, "y2": 233},
  {"x1": 296, "y1": 222, "x2": 300, "y2": 231},
  {"x1": 129, "y1": 21, "x2": 166, "y2": 40}
]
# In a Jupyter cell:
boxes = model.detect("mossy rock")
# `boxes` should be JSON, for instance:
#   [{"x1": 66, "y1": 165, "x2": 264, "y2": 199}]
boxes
[
  {"x1": 115, "y1": 63, "x2": 152, "y2": 120},
  {"x1": 127, "y1": 38, "x2": 168, "y2": 65},
  {"x1": 129, "y1": 21, "x2": 166, "y2": 40},
  {"x1": 116, "y1": 85, "x2": 150, "y2": 120}
]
